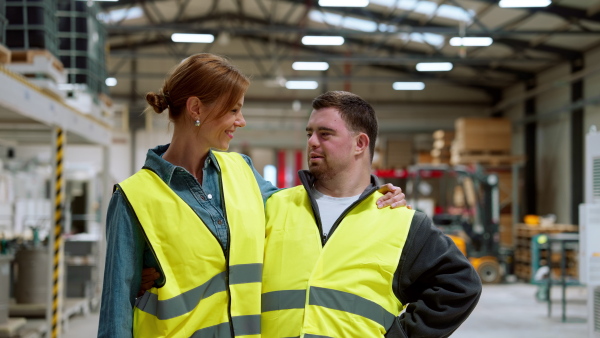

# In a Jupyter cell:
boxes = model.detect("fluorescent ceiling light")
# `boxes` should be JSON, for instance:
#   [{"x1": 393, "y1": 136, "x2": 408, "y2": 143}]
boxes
[
  {"x1": 105, "y1": 77, "x2": 118, "y2": 87},
  {"x1": 416, "y1": 62, "x2": 453, "y2": 72},
  {"x1": 285, "y1": 81, "x2": 319, "y2": 90},
  {"x1": 499, "y1": 0, "x2": 551, "y2": 7},
  {"x1": 78, "y1": 0, "x2": 118, "y2": 2},
  {"x1": 97, "y1": 6, "x2": 142, "y2": 23},
  {"x1": 393, "y1": 82, "x2": 425, "y2": 90},
  {"x1": 449, "y1": 37, "x2": 493, "y2": 47},
  {"x1": 319, "y1": 0, "x2": 369, "y2": 7},
  {"x1": 302, "y1": 36, "x2": 344, "y2": 46},
  {"x1": 171, "y1": 33, "x2": 215, "y2": 43},
  {"x1": 292, "y1": 62, "x2": 330, "y2": 71}
]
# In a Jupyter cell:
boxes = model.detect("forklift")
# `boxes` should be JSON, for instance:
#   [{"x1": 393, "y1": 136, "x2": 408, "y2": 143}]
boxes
[{"x1": 376, "y1": 164, "x2": 505, "y2": 283}]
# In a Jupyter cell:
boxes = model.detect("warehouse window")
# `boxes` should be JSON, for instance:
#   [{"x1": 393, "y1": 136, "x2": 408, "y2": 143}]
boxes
[
  {"x1": 309, "y1": 10, "x2": 445, "y2": 47},
  {"x1": 369, "y1": 0, "x2": 474, "y2": 23},
  {"x1": 97, "y1": 6, "x2": 143, "y2": 24},
  {"x1": 309, "y1": 11, "x2": 378, "y2": 32}
]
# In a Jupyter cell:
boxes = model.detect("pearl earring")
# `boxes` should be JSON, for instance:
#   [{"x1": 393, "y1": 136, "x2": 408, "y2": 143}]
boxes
[{"x1": 194, "y1": 119, "x2": 201, "y2": 127}]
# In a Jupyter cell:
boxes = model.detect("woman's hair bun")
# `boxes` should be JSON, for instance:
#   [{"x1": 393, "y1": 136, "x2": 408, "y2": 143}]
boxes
[{"x1": 146, "y1": 92, "x2": 169, "y2": 114}]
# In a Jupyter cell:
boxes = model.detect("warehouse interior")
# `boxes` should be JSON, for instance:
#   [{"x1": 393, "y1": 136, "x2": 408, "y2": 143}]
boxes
[{"x1": 0, "y1": 0, "x2": 599, "y2": 337}]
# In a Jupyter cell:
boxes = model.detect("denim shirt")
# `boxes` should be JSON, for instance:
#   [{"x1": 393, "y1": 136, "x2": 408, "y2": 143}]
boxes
[{"x1": 97, "y1": 144, "x2": 279, "y2": 337}]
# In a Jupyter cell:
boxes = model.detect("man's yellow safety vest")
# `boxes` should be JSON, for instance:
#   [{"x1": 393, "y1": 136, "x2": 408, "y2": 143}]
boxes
[
  {"x1": 119, "y1": 151, "x2": 264, "y2": 338},
  {"x1": 262, "y1": 185, "x2": 414, "y2": 338}
]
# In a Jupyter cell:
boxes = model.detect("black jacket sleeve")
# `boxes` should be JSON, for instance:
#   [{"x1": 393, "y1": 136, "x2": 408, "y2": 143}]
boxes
[{"x1": 387, "y1": 211, "x2": 482, "y2": 338}]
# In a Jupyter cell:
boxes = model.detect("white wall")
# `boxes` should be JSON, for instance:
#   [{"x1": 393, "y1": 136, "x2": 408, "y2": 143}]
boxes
[
  {"x1": 109, "y1": 131, "x2": 132, "y2": 184},
  {"x1": 502, "y1": 44, "x2": 600, "y2": 224},
  {"x1": 585, "y1": 47, "x2": 600, "y2": 134}
]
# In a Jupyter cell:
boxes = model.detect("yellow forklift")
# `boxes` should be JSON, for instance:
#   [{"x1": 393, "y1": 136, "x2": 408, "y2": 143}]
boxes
[{"x1": 375, "y1": 164, "x2": 505, "y2": 283}]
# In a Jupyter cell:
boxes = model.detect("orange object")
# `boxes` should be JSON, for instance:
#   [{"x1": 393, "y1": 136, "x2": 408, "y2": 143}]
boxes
[
  {"x1": 469, "y1": 256, "x2": 502, "y2": 284},
  {"x1": 447, "y1": 234, "x2": 467, "y2": 257},
  {"x1": 524, "y1": 214, "x2": 540, "y2": 225}
]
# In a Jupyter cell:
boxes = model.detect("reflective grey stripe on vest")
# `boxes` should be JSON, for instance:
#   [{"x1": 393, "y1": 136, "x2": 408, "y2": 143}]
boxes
[
  {"x1": 135, "y1": 264, "x2": 262, "y2": 320},
  {"x1": 230, "y1": 263, "x2": 262, "y2": 284},
  {"x1": 261, "y1": 290, "x2": 307, "y2": 312},
  {"x1": 309, "y1": 286, "x2": 397, "y2": 330},
  {"x1": 190, "y1": 316, "x2": 261, "y2": 337},
  {"x1": 135, "y1": 271, "x2": 227, "y2": 320},
  {"x1": 190, "y1": 322, "x2": 231, "y2": 338},
  {"x1": 232, "y1": 314, "x2": 261, "y2": 336}
]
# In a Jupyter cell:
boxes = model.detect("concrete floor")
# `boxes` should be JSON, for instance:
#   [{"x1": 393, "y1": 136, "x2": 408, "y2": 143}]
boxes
[
  {"x1": 453, "y1": 282, "x2": 589, "y2": 338},
  {"x1": 40, "y1": 282, "x2": 592, "y2": 337}
]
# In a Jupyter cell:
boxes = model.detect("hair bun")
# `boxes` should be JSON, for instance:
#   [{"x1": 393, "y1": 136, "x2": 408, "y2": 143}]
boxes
[{"x1": 146, "y1": 92, "x2": 169, "y2": 113}]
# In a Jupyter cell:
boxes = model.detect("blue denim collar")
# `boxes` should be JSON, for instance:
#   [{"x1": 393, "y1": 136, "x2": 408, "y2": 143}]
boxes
[{"x1": 144, "y1": 144, "x2": 222, "y2": 185}]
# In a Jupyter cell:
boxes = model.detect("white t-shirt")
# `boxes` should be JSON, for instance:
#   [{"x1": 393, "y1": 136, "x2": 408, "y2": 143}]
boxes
[{"x1": 313, "y1": 189, "x2": 361, "y2": 238}]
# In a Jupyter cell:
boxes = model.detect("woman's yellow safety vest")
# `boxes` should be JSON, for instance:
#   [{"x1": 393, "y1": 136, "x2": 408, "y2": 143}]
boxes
[
  {"x1": 262, "y1": 186, "x2": 414, "y2": 338},
  {"x1": 119, "y1": 151, "x2": 264, "y2": 338}
]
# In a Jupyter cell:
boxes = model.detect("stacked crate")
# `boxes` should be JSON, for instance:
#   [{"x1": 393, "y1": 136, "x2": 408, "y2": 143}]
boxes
[
  {"x1": 514, "y1": 224, "x2": 579, "y2": 282},
  {"x1": 430, "y1": 130, "x2": 454, "y2": 165},
  {"x1": 3, "y1": 0, "x2": 66, "y2": 98},
  {"x1": 450, "y1": 117, "x2": 514, "y2": 166},
  {"x1": 414, "y1": 133, "x2": 433, "y2": 164},
  {"x1": 5, "y1": 49, "x2": 66, "y2": 99},
  {"x1": 386, "y1": 139, "x2": 413, "y2": 169},
  {"x1": 450, "y1": 117, "x2": 524, "y2": 249}
]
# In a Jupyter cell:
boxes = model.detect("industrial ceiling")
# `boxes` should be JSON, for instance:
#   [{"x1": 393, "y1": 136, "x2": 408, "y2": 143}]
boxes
[{"x1": 98, "y1": 0, "x2": 600, "y2": 144}]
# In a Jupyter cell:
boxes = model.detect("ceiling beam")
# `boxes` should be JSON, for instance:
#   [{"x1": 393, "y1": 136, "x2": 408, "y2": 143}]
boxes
[
  {"x1": 106, "y1": 21, "x2": 600, "y2": 36},
  {"x1": 107, "y1": 11, "x2": 537, "y2": 81},
  {"x1": 474, "y1": 0, "x2": 600, "y2": 23},
  {"x1": 108, "y1": 51, "x2": 557, "y2": 64}
]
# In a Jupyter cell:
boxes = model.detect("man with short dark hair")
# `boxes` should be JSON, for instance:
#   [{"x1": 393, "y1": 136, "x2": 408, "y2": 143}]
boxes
[{"x1": 261, "y1": 91, "x2": 482, "y2": 338}]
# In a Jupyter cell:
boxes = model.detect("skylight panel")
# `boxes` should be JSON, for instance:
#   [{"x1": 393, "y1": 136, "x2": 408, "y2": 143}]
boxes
[
  {"x1": 370, "y1": 0, "x2": 474, "y2": 23},
  {"x1": 398, "y1": 32, "x2": 445, "y2": 48},
  {"x1": 97, "y1": 6, "x2": 143, "y2": 24},
  {"x1": 309, "y1": 9, "x2": 445, "y2": 47},
  {"x1": 309, "y1": 10, "x2": 377, "y2": 32}
]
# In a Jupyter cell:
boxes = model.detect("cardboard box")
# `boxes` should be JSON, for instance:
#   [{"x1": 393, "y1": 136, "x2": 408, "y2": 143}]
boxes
[{"x1": 454, "y1": 118, "x2": 512, "y2": 152}]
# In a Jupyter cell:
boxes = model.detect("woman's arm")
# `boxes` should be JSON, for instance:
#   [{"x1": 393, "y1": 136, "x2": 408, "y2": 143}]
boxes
[
  {"x1": 240, "y1": 154, "x2": 406, "y2": 208},
  {"x1": 240, "y1": 154, "x2": 281, "y2": 203},
  {"x1": 98, "y1": 189, "x2": 145, "y2": 337}
]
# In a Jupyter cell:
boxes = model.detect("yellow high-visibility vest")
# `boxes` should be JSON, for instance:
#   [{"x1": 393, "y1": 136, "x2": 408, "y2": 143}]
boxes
[
  {"x1": 120, "y1": 151, "x2": 264, "y2": 338},
  {"x1": 262, "y1": 186, "x2": 414, "y2": 338}
]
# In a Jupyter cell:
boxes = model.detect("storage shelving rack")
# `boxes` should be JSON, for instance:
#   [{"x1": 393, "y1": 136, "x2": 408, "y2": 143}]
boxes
[
  {"x1": 57, "y1": 0, "x2": 108, "y2": 101},
  {"x1": 0, "y1": 0, "x2": 7, "y2": 45},
  {"x1": 1, "y1": 0, "x2": 113, "y2": 327},
  {"x1": 5, "y1": 0, "x2": 57, "y2": 54}
]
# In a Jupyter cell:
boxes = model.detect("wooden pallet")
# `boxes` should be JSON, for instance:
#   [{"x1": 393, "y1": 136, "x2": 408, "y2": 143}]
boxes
[
  {"x1": 0, "y1": 44, "x2": 10, "y2": 64},
  {"x1": 450, "y1": 153, "x2": 525, "y2": 166},
  {"x1": 514, "y1": 223, "x2": 579, "y2": 281},
  {"x1": 6, "y1": 49, "x2": 66, "y2": 84},
  {"x1": 10, "y1": 50, "x2": 63, "y2": 72},
  {"x1": 516, "y1": 224, "x2": 579, "y2": 237}
]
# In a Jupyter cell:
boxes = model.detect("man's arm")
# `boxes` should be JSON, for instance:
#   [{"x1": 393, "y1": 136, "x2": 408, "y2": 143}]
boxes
[{"x1": 390, "y1": 212, "x2": 482, "y2": 338}]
